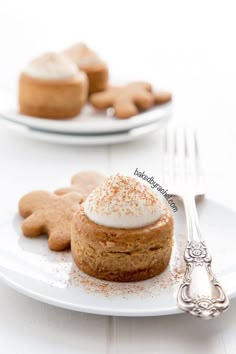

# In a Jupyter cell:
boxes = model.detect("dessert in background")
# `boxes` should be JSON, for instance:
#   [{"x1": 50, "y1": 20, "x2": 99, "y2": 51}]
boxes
[
  {"x1": 71, "y1": 174, "x2": 174, "y2": 282},
  {"x1": 18, "y1": 45, "x2": 171, "y2": 120},
  {"x1": 90, "y1": 82, "x2": 172, "y2": 119},
  {"x1": 63, "y1": 43, "x2": 109, "y2": 94},
  {"x1": 19, "y1": 191, "x2": 82, "y2": 251},
  {"x1": 55, "y1": 170, "x2": 106, "y2": 200},
  {"x1": 19, "y1": 52, "x2": 88, "y2": 119}
]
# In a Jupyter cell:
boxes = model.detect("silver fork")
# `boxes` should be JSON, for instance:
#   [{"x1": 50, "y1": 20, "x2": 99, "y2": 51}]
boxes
[{"x1": 163, "y1": 127, "x2": 229, "y2": 319}]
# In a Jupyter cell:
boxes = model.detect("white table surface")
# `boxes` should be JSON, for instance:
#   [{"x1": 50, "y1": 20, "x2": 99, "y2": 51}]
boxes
[{"x1": 1, "y1": 0, "x2": 236, "y2": 353}]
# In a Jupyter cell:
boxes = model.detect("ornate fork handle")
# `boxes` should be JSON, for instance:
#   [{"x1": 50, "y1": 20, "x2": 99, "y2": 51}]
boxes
[
  {"x1": 177, "y1": 196, "x2": 229, "y2": 319},
  {"x1": 177, "y1": 240, "x2": 229, "y2": 319}
]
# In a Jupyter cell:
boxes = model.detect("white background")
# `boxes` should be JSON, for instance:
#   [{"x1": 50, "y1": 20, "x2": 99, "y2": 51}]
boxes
[{"x1": 0, "y1": 0, "x2": 236, "y2": 353}]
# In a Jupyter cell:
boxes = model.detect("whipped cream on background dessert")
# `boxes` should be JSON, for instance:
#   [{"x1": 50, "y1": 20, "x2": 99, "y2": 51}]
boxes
[
  {"x1": 23, "y1": 52, "x2": 79, "y2": 80},
  {"x1": 83, "y1": 174, "x2": 162, "y2": 229},
  {"x1": 63, "y1": 43, "x2": 102, "y2": 67}
]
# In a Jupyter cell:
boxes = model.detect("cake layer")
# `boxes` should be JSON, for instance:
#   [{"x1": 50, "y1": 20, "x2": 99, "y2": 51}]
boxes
[
  {"x1": 19, "y1": 72, "x2": 88, "y2": 119},
  {"x1": 71, "y1": 204, "x2": 173, "y2": 282}
]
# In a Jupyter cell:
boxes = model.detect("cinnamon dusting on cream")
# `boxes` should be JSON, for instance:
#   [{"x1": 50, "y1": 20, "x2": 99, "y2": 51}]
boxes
[
  {"x1": 83, "y1": 174, "x2": 163, "y2": 229},
  {"x1": 23, "y1": 52, "x2": 79, "y2": 80}
]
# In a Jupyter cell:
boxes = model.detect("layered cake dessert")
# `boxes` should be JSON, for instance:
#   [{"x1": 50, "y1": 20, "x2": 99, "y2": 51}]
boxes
[
  {"x1": 71, "y1": 174, "x2": 174, "y2": 282},
  {"x1": 19, "y1": 52, "x2": 88, "y2": 119},
  {"x1": 63, "y1": 43, "x2": 109, "y2": 94}
]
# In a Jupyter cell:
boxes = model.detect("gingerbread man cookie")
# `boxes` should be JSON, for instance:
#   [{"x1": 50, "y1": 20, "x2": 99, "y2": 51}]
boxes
[
  {"x1": 153, "y1": 91, "x2": 172, "y2": 105},
  {"x1": 55, "y1": 170, "x2": 106, "y2": 200},
  {"x1": 90, "y1": 82, "x2": 154, "y2": 119},
  {"x1": 19, "y1": 191, "x2": 82, "y2": 251}
]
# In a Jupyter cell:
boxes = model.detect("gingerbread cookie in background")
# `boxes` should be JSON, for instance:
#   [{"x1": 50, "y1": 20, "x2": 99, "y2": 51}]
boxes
[
  {"x1": 154, "y1": 91, "x2": 172, "y2": 105},
  {"x1": 19, "y1": 191, "x2": 82, "y2": 251},
  {"x1": 55, "y1": 170, "x2": 106, "y2": 200},
  {"x1": 63, "y1": 43, "x2": 109, "y2": 95},
  {"x1": 90, "y1": 81, "x2": 172, "y2": 119},
  {"x1": 90, "y1": 82, "x2": 155, "y2": 119},
  {"x1": 19, "y1": 52, "x2": 88, "y2": 119}
]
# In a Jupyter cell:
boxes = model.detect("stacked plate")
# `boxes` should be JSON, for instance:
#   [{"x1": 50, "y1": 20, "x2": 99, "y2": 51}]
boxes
[{"x1": 0, "y1": 88, "x2": 172, "y2": 145}]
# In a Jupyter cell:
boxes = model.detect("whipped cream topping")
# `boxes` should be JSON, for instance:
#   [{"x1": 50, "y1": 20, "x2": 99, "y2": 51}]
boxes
[
  {"x1": 83, "y1": 174, "x2": 163, "y2": 229},
  {"x1": 23, "y1": 52, "x2": 79, "y2": 80},
  {"x1": 63, "y1": 43, "x2": 102, "y2": 67}
]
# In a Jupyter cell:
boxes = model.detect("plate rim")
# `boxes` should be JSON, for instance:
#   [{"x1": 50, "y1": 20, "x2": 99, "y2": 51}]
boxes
[
  {"x1": 0, "y1": 86, "x2": 172, "y2": 134},
  {"x1": 1, "y1": 259, "x2": 235, "y2": 317},
  {"x1": 0, "y1": 268, "x2": 183, "y2": 316},
  {"x1": 0, "y1": 198, "x2": 235, "y2": 317},
  {"x1": 0, "y1": 116, "x2": 170, "y2": 146}
]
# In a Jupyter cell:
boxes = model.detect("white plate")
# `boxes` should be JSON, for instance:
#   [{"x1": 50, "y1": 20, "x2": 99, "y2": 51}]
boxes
[
  {"x1": 0, "y1": 118, "x2": 169, "y2": 146},
  {"x1": 0, "y1": 88, "x2": 172, "y2": 134},
  {"x1": 0, "y1": 198, "x2": 235, "y2": 317}
]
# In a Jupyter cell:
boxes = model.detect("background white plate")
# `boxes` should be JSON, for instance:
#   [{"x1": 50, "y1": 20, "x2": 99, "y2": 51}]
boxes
[
  {"x1": 0, "y1": 198, "x2": 235, "y2": 317},
  {"x1": 0, "y1": 118, "x2": 169, "y2": 146},
  {"x1": 0, "y1": 88, "x2": 172, "y2": 134}
]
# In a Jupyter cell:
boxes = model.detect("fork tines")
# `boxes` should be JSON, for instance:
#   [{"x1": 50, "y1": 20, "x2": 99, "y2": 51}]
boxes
[{"x1": 163, "y1": 127, "x2": 204, "y2": 196}]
